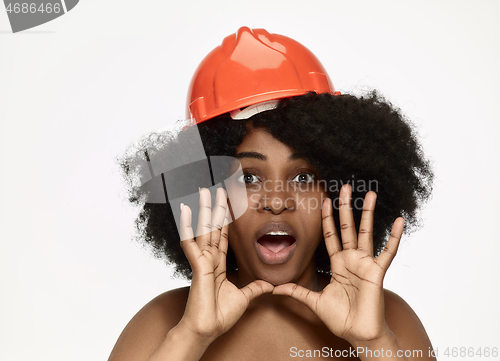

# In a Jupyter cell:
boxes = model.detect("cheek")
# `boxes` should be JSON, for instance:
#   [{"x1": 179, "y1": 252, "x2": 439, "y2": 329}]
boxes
[
  {"x1": 295, "y1": 189, "x2": 327, "y2": 214},
  {"x1": 295, "y1": 190, "x2": 327, "y2": 239},
  {"x1": 227, "y1": 182, "x2": 261, "y2": 216},
  {"x1": 227, "y1": 218, "x2": 249, "y2": 251},
  {"x1": 227, "y1": 222, "x2": 239, "y2": 243},
  {"x1": 247, "y1": 192, "x2": 262, "y2": 211},
  {"x1": 227, "y1": 224, "x2": 238, "y2": 257}
]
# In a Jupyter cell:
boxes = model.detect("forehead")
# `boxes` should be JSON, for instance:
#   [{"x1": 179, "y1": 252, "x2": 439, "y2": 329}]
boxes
[
  {"x1": 236, "y1": 128, "x2": 294, "y2": 156},
  {"x1": 234, "y1": 127, "x2": 316, "y2": 172}
]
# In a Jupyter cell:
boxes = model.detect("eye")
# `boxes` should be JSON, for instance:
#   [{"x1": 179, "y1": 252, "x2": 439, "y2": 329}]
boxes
[
  {"x1": 292, "y1": 172, "x2": 315, "y2": 183},
  {"x1": 238, "y1": 172, "x2": 260, "y2": 184}
]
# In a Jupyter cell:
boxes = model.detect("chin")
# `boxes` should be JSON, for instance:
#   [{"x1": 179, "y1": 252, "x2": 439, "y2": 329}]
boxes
[{"x1": 254, "y1": 264, "x2": 300, "y2": 286}]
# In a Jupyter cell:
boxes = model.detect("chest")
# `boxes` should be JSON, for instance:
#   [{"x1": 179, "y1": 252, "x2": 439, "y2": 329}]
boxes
[{"x1": 200, "y1": 309, "x2": 359, "y2": 361}]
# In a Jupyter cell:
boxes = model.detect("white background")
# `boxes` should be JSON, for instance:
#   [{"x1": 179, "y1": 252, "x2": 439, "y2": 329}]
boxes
[{"x1": 1, "y1": 1, "x2": 499, "y2": 360}]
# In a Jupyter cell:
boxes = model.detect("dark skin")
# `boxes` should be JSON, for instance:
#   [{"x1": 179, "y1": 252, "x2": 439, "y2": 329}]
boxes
[{"x1": 108, "y1": 129, "x2": 435, "y2": 361}]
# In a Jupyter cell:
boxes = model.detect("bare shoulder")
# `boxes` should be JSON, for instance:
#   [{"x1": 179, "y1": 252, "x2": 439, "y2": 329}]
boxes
[
  {"x1": 384, "y1": 289, "x2": 436, "y2": 360},
  {"x1": 108, "y1": 287, "x2": 190, "y2": 361}
]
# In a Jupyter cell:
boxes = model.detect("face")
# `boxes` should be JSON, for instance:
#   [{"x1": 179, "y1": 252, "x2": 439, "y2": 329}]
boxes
[{"x1": 227, "y1": 128, "x2": 328, "y2": 286}]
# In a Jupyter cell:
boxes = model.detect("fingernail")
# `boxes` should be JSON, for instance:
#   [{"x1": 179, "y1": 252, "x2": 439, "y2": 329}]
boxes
[{"x1": 180, "y1": 203, "x2": 184, "y2": 211}]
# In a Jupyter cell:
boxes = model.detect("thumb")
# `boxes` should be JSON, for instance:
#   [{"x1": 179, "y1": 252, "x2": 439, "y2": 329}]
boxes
[
  {"x1": 273, "y1": 283, "x2": 320, "y2": 312},
  {"x1": 239, "y1": 280, "x2": 274, "y2": 304}
]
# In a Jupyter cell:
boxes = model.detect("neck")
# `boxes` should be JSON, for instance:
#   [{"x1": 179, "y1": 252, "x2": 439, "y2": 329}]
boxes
[{"x1": 227, "y1": 262, "x2": 329, "y2": 316}]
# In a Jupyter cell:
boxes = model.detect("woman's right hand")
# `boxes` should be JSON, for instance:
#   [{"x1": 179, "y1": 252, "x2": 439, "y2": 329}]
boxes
[{"x1": 177, "y1": 187, "x2": 274, "y2": 344}]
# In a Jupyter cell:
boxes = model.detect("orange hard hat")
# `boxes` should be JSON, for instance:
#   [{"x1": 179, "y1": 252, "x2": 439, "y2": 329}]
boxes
[{"x1": 186, "y1": 26, "x2": 339, "y2": 124}]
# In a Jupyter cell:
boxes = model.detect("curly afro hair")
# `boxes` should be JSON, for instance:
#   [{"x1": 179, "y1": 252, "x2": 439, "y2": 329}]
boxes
[{"x1": 120, "y1": 91, "x2": 433, "y2": 280}]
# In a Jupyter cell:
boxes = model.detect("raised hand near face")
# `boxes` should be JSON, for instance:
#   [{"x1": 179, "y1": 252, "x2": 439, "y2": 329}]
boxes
[
  {"x1": 273, "y1": 184, "x2": 405, "y2": 347},
  {"x1": 177, "y1": 188, "x2": 274, "y2": 344}
]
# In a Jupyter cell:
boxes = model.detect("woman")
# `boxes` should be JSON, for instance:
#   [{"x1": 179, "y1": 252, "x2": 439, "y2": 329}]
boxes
[{"x1": 109, "y1": 27, "x2": 435, "y2": 360}]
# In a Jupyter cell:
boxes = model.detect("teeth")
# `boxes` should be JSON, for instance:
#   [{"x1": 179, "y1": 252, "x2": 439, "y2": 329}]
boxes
[{"x1": 266, "y1": 231, "x2": 289, "y2": 236}]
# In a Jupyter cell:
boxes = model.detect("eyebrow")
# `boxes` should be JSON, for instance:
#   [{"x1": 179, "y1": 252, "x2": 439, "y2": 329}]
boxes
[
  {"x1": 234, "y1": 151, "x2": 306, "y2": 162},
  {"x1": 235, "y1": 152, "x2": 266, "y2": 160}
]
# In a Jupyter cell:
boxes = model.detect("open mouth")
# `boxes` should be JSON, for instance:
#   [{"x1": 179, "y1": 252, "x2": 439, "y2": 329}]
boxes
[
  {"x1": 258, "y1": 231, "x2": 296, "y2": 253},
  {"x1": 256, "y1": 231, "x2": 297, "y2": 264}
]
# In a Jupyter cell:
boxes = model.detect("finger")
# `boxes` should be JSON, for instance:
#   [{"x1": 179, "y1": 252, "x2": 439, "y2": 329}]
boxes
[
  {"x1": 179, "y1": 203, "x2": 203, "y2": 266},
  {"x1": 322, "y1": 198, "x2": 341, "y2": 259},
  {"x1": 210, "y1": 188, "x2": 228, "y2": 250},
  {"x1": 375, "y1": 217, "x2": 405, "y2": 270},
  {"x1": 239, "y1": 280, "x2": 274, "y2": 305},
  {"x1": 338, "y1": 184, "x2": 357, "y2": 250},
  {"x1": 196, "y1": 187, "x2": 212, "y2": 251},
  {"x1": 218, "y1": 198, "x2": 231, "y2": 258},
  {"x1": 212, "y1": 190, "x2": 230, "y2": 279},
  {"x1": 273, "y1": 283, "x2": 320, "y2": 313},
  {"x1": 357, "y1": 191, "x2": 376, "y2": 256}
]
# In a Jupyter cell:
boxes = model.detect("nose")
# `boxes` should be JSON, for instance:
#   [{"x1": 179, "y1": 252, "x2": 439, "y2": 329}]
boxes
[{"x1": 261, "y1": 185, "x2": 295, "y2": 214}]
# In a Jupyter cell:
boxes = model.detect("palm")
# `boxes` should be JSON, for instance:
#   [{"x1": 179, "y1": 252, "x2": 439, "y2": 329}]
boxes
[
  {"x1": 317, "y1": 250, "x2": 385, "y2": 340},
  {"x1": 214, "y1": 277, "x2": 254, "y2": 332},
  {"x1": 179, "y1": 188, "x2": 273, "y2": 340},
  {"x1": 274, "y1": 186, "x2": 404, "y2": 344}
]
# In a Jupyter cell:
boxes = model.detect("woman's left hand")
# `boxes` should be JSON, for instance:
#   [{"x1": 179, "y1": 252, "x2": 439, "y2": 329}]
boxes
[{"x1": 273, "y1": 184, "x2": 405, "y2": 346}]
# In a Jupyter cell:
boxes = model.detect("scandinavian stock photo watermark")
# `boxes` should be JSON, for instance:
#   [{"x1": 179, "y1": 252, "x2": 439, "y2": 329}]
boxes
[
  {"x1": 136, "y1": 123, "x2": 380, "y2": 238},
  {"x1": 245, "y1": 178, "x2": 379, "y2": 214}
]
